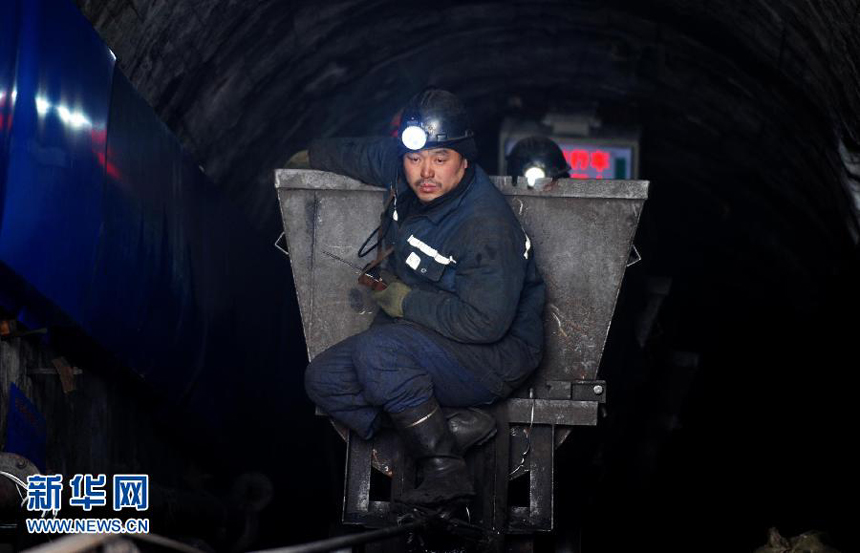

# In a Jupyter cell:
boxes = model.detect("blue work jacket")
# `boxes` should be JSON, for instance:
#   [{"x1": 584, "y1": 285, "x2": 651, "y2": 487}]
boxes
[{"x1": 309, "y1": 136, "x2": 545, "y2": 396}]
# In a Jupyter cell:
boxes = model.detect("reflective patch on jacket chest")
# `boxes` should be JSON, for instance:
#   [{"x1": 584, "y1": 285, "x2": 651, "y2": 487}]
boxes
[
  {"x1": 403, "y1": 234, "x2": 456, "y2": 283},
  {"x1": 405, "y1": 251, "x2": 421, "y2": 270}
]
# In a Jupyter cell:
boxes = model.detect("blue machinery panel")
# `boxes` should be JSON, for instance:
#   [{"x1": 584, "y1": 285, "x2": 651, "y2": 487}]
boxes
[
  {"x1": 0, "y1": 0, "x2": 303, "y2": 441},
  {"x1": 0, "y1": 0, "x2": 115, "y2": 327}
]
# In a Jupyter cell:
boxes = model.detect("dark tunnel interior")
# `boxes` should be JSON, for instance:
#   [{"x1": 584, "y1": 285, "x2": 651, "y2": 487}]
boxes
[{"x1": 53, "y1": 0, "x2": 860, "y2": 551}]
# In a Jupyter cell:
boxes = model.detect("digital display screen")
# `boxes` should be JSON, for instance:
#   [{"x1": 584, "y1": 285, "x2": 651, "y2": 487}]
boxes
[
  {"x1": 555, "y1": 142, "x2": 634, "y2": 179},
  {"x1": 503, "y1": 137, "x2": 636, "y2": 179}
]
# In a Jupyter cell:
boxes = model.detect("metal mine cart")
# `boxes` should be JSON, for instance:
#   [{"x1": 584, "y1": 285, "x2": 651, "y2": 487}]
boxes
[{"x1": 276, "y1": 170, "x2": 648, "y2": 549}]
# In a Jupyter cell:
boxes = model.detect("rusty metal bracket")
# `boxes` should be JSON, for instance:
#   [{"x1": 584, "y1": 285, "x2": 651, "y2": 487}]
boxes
[
  {"x1": 27, "y1": 357, "x2": 79, "y2": 394},
  {"x1": 542, "y1": 380, "x2": 607, "y2": 403},
  {"x1": 507, "y1": 399, "x2": 598, "y2": 426}
]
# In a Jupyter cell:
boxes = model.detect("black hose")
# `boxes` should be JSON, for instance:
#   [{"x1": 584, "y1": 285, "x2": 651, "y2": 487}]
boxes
[{"x1": 250, "y1": 519, "x2": 427, "y2": 553}]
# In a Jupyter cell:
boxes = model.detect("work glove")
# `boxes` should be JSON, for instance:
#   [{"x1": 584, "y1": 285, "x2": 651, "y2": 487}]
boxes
[{"x1": 371, "y1": 276, "x2": 411, "y2": 318}]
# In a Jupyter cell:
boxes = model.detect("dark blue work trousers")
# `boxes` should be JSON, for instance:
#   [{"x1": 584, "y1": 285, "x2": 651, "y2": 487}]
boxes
[{"x1": 304, "y1": 322, "x2": 498, "y2": 440}]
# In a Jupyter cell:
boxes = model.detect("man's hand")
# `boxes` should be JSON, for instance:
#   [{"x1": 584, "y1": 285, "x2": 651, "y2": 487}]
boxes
[
  {"x1": 285, "y1": 149, "x2": 310, "y2": 169},
  {"x1": 371, "y1": 278, "x2": 411, "y2": 318}
]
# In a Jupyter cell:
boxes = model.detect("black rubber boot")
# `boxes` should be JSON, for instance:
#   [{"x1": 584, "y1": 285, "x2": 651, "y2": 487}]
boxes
[
  {"x1": 444, "y1": 407, "x2": 497, "y2": 454},
  {"x1": 390, "y1": 399, "x2": 475, "y2": 507}
]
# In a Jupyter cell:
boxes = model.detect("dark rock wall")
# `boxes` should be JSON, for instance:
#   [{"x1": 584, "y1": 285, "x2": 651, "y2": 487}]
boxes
[{"x1": 73, "y1": 1, "x2": 859, "y2": 239}]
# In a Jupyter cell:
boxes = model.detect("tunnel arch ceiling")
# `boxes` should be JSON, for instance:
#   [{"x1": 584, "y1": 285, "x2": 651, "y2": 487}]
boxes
[{"x1": 76, "y1": 0, "x2": 859, "y2": 306}]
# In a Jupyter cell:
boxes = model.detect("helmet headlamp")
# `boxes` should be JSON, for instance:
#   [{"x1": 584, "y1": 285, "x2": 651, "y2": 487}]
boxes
[
  {"x1": 524, "y1": 166, "x2": 546, "y2": 186},
  {"x1": 401, "y1": 121, "x2": 427, "y2": 150}
]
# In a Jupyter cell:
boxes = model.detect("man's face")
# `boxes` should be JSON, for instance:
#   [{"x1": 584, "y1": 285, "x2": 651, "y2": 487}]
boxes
[{"x1": 403, "y1": 148, "x2": 468, "y2": 203}]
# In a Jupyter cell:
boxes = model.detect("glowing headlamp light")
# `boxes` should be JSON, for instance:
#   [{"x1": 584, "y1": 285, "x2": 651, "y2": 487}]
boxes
[
  {"x1": 524, "y1": 166, "x2": 546, "y2": 186},
  {"x1": 401, "y1": 123, "x2": 427, "y2": 150}
]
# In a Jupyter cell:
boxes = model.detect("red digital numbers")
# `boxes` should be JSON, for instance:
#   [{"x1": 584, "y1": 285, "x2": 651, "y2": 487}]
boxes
[
  {"x1": 590, "y1": 151, "x2": 610, "y2": 172},
  {"x1": 569, "y1": 150, "x2": 589, "y2": 170},
  {"x1": 562, "y1": 148, "x2": 611, "y2": 179}
]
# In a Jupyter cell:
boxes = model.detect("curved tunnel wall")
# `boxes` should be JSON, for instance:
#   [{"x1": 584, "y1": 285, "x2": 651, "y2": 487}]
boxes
[{"x1": 73, "y1": 1, "x2": 860, "y2": 234}]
